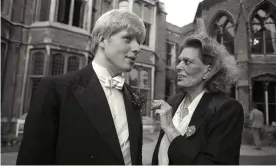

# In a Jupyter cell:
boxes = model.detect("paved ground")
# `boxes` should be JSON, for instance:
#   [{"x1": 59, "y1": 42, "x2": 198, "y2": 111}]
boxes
[{"x1": 2, "y1": 132, "x2": 276, "y2": 165}]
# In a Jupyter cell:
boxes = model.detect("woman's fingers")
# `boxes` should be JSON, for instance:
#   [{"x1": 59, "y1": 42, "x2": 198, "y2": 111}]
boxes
[
  {"x1": 155, "y1": 109, "x2": 166, "y2": 116},
  {"x1": 151, "y1": 100, "x2": 163, "y2": 110}
]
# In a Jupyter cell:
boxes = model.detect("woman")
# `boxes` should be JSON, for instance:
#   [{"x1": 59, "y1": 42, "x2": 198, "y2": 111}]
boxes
[{"x1": 151, "y1": 34, "x2": 244, "y2": 165}]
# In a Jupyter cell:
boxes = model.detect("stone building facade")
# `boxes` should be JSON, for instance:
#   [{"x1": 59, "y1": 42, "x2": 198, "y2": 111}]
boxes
[
  {"x1": 1, "y1": 0, "x2": 175, "y2": 134},
  {"x1": 180, "y1": 0, "x2": 276, "y2": 125}
]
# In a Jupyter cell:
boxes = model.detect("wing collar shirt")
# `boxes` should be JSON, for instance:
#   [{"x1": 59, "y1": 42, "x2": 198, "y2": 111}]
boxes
[
  {"x1": 158, "y1": 90, "x2": 206, "y2": 165},
  {"x1": 92, "y1": 61, "x2": 131, "y2": 165}
]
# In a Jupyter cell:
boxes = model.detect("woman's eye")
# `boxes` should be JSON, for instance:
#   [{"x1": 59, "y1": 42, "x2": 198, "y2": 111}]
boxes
[{"x1": 184, "y1": 60, "x2": 192, "y2": 65}]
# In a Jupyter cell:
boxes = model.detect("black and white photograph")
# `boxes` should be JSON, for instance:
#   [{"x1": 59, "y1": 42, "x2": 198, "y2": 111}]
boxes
[{"x1": 1, "y1": 0, "x2": 276, "y2": 165}]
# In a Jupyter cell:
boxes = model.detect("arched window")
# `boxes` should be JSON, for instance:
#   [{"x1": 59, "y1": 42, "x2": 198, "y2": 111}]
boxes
[
  {"x1": 50, "y1": 53, "x2": 65, "y2": 75},
  {"x1": 129, "y1": 68, "x2": 138, "y2": 87},
  {"x1": 250, "y1": 3, "x2": 276, "y2": 54},
  {"x1": 210, "y1": 13, "x2": 236, "y2": 99},
  {"x1": 67, "y1": 56, "x2": 80, "y2": 72},
  {"x1": 211, "y1": 14, "x2": 235, "y2": 54},
  {"x1": 31, "y1": 52, "x2": 45, "y2": 75},
  {"x1": 118, "y1": 0, "x2": 129, "y2": 10}
]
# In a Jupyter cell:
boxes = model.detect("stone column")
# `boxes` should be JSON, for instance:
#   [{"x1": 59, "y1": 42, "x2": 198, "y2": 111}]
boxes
[{"x1": 264, "y1": 81, "x2": 269, "y2": 125}]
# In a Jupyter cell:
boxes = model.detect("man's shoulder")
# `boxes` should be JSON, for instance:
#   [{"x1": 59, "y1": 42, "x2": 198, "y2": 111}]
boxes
[{"x1": 41, "y1": 65, "x2": 93, "y2": 86}]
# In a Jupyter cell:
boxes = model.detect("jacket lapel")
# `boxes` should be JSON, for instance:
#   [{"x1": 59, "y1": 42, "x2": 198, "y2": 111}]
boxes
[
  {"x1": 122, "y1": 85, "x2": 140, "y2": 165},
  {"x1": 72, "y1": 65, "x2": 124, "y2": 164},
  {"x1": 171, "y1": 93, "x2": 186, "y2": 116},
  {"x1": 185, "y1": 92, "x2": 213, "y2": 138}
]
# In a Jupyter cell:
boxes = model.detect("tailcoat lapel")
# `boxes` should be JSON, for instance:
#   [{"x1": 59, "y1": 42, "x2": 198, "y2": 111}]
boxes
[
  {"x1": 72, "y1": 65, "x2": 124, "y2": 164},
  {"x1": 122, "y1": 85, "x2": 141, "y2": 164}
]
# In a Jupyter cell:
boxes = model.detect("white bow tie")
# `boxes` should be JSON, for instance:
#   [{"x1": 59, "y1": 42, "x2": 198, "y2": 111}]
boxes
[{"x1": 103, "y1": 76, "x2": 124, "y2": 90}]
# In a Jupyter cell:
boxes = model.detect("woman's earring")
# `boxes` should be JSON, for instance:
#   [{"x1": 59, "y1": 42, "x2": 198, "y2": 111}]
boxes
[{"x1": 202, "y1": 75, "x2": 206, "y2": 80}]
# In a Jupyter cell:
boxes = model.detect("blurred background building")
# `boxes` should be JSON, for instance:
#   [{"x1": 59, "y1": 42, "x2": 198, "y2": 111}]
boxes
[
  {"x1": 1, "y1": 0, "x2": 276, "y2": 137},
  {"x1": 189, "y1": 0, "x2": 276, "y2": 126}
]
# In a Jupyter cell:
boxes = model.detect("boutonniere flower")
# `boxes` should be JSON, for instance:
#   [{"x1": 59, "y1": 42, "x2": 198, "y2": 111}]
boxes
[
  {"x1": 185, "y1": 125, "x2": 196, "y2": 137},
  {"x1": 131, "y1": 92, "x2": 147, "y2": 109},
  {"x1": 125, "y1": 84, "x2": 147, "y2": 109}
]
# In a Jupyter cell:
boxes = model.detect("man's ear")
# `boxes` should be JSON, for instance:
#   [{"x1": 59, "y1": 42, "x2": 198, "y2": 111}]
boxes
[{"x1": 99, "y1": 36, "x2": 105, "y2": 48}]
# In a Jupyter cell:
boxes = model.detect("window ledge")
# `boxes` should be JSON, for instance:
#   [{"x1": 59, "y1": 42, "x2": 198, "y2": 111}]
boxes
[
  {"x1": 166, "y1": 66, "x2": 175, "y2": 70},
  {"x1": 251, "y1": 53, "x2": 276, "y2": 57},
  {"x1": 141, "y1": 45, "x2": 155, "y2": 52},
  {"x1": 30, "y1": 22, "x2": 90, "y2": 37}
]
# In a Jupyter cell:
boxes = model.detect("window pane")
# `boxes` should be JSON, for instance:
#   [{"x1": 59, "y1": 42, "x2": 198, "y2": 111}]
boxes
[
  {"x1": 257, "y1": 9, "x2": 267, "y2": 18},
  {"x1": 166, "y1": 43, "x2": 173, "y2": 66},
  {"x1": 224, "y1": 41, "x2": 234, "y2": 54},
  {"x1": 72, "y1": 0, "x2": 85, "y2": 28},
  {"x1": 1, "y1": 42, "x2": 7, "y2": 95},
  {"x1": 225, "y1": 23, "x2": 234, "y2": 38},
  {"x1": 253, "y1": 81, "x2": 265, "y2": 103},
  {"x1": 30, "y1": 78, "x2": 42, "y2": 102},
  {"x1": 50, "y1": 53, "x2": 65, "y2": 75},
  {"x1": 140, "y1": 89, "x2": 151, "y2": 116},
  {"x1": 90, "y1": 0, "x2": 97, "y2": 32},
  {"x1": 101, "y1": 0, "x2": 111, "y2": 14},
  {"x1": 32, "y1": 52, "x2": 45, "y2": 75},
  {"x1": 211, "y1": 24, "x2": 220, "y2": 41},
  {"x1": 211, "y1": 15, "x2": 235, "y2": 54},
  {"x1": 252, "y1": 23, "x2": 262, "y2": 34},
  {"x1": 251, "y1": 24, "x2": 263, "y2": 54},
  {"x1": 218, "y1": 15, "x2": 227, "y2": 26},
  {"x1": 143, "y1": 5, "x2": 152, "y2": 23},
  {"x1": 1, "y1": 0, "x2": 10, "y2": 15},
  {"x1": 39, "y1": 0, "x2": 51, "y2": 21},
  {"x1": 129, "y1": 68, "x2": 138, "y2": 86},
  {"x1": 165, "y1": 79, "x2": 174, "y2": 101},
  {"x1": 133, "y1": 1, "x2": 142, "y2": 18},
  {"x1": 143, "y1": 22, "x2": 150, "y2": 46},
  {"x1": 251, "y1": 37, "x2": 263, "y2": 54},
  {"x1": 139, "y1": 70, "x2": 149, "y2": 89},
  {"x1": 118, "y1": 0, "x2": 129, "y2": 10},
  {"x1": 57, "y1": 0, "x2": 71, "y2": 24},
  {"x1": 67, "y1": 56, "x2": 80, "y2": 72},
  {"x1": 1, "y1": 0, "x2": 4, "y2": 13},
  {"x1": 1, "y1": 42, "x2": 7, "y2": 76},
  {"x1": 266, "y1": 39, "x2": 276, "y2": 54},
  {"x1": 265, "y1": 18, "x2": 276, "y2": 53}
]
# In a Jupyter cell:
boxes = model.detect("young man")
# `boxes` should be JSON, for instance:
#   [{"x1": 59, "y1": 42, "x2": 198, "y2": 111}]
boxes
[{"x1": 16, "y1": 9, "x2": 146, "y2": 165}]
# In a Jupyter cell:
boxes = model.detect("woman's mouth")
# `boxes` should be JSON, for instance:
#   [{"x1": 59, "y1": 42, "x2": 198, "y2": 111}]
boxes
[{"x1": 177, "y1": 75, "x2": 186, "y2": 79}]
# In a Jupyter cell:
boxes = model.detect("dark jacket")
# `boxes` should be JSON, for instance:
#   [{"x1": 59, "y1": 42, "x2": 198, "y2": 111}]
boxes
[
  {"x1": 152, "y1": 92, "x2": 244, "y2": 165},
  {"x1": 16, "y1": 65, "x2": 143, "y2": 165}
]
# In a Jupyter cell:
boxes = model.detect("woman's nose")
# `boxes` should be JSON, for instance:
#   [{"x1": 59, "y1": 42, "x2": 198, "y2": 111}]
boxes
[{"x1": 176, "y1": 63, "x2": 182, "y2": 70}]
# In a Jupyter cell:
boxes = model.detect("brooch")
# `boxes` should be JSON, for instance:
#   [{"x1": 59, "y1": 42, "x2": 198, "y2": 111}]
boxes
[{"x1": 185, "y1": 125, "x2": 196, "y2": 137}]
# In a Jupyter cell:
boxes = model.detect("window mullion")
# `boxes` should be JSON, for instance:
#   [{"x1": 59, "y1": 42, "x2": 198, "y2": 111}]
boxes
[
  {"x1": 263, "y1": 31, "x2": 266, "y2": 55},
  {"x1": 64, "y1": 56, "x2": 69, "y2": 73},
  {"x1": 50, "y1": 0, "x2": 57, "y2": 21},
  {"x1": 69, "y1": 0, "x2": 75, "y2": 26}
]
